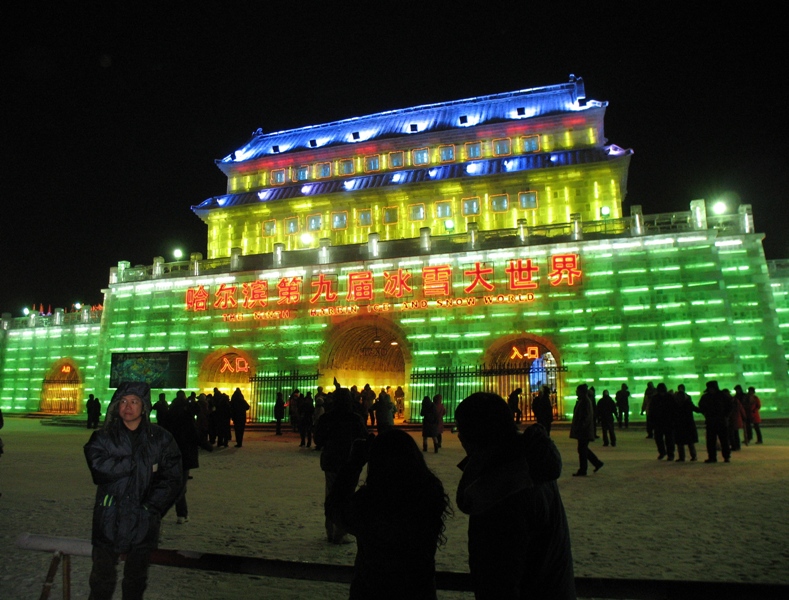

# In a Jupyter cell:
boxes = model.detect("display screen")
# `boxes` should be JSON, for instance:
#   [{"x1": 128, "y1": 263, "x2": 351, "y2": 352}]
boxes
[{"x1": 109, "y1": 351, "x2": 188, "y2": 388}]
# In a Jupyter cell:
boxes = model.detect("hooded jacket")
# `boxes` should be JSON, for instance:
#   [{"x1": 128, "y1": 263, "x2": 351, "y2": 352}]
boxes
[
  {"x1": 457, "y1": 424, "x2": 576, "y2": 600},
  {"x1": 84, "y1": 381, "x2": 183, "y2": 553}
]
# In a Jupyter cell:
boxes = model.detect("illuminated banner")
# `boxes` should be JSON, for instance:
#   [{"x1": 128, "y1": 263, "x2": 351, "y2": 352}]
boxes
[{"x1": 185, "y1": 254, "x2": 581, "y2": 318}]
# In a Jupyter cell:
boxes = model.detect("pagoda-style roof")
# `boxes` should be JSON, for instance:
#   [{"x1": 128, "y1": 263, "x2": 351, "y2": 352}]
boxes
[{"x1": 215, "y1": 76, "x2": 593, "y2": 172}]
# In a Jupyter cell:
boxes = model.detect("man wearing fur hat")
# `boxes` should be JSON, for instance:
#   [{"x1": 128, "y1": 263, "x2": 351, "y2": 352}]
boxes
[{"x1": 84, "y1": 381, "x2": 183, "y2": 600}]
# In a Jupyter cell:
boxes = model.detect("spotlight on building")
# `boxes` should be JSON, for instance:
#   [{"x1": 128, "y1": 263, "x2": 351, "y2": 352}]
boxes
[
  {"x1": 22, "y1": 307, "x2": 30, "y2": 316},
  {"x1": 711, "y1": 200, "x2": 727, "y2": 215},
  {"x1": 301, "y1": 233, "x2": 314, "y2": 245},
  {"x1": 444, "y1": 219, "x2": 455, "y2": 232},
  {"x1": 173, "y1": 249, "x2": 184, "y2": 260},
  {"x1": 600, "y1": 206, "x2": 611, "y2": 219}
]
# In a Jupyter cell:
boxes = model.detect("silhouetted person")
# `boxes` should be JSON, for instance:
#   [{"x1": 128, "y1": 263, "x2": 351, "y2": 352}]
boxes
[
  {"x1": 274, "y1": 392, "x2": 285, "y2": 435},
  {"x1": 230, "y1": 387, "x2": 250, "y2": 447},
  {"x1": 698, "y1": 380, "x2": 732, "y2": 463},
  {"x1": 615, "y1": 384, "x2": 630, "y2": 429},
  {"x1": 455, "y1": 392, "x2": 576, "y2": 599},
  {"x1": 597, "y1": 390, "x2": 617, "y2": 447},
  {"x1": 326, "y1": 429, "x2": 451, "y2": 599},
  {"x1": 570, "y1": 384, "x2": 603, "y2": 477},
  {"x1": 86, "y1": 394, "x2": 101, "y2": 429},
  {"x1": 508, "y1": 388, "x2": 523, "y2": 423},
  {"x1": 650, "y1": 383, "x2": 676, "y2": 460},
  {"x1": 673, "y1": 384, "x2": 698, "y2": 462},
  {"x1": 532, "y1": 385, "x2": 554, "y2": 435}
]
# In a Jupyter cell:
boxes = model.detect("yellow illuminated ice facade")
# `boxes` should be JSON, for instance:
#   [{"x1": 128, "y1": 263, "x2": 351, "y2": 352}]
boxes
[
  {"x1": 195, "y1": 77, "x2": 630, "y2": 257},
  {"x1": 2, "y1": 77, "x2": 788, "y2": 418}
]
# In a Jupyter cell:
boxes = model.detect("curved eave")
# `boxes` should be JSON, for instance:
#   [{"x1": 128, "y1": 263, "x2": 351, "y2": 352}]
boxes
[
  {"x1": 192, "y1": 146, "x2": 632, "y2": 221},
  {"x1": 215, "y1": 77, "x2": 595, "y2": 170}
]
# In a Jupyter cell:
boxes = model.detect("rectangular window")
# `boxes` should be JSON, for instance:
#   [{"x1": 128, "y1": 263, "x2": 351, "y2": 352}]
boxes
[
  {"x1": 436, "y1": 201, "x2": 453, "y2": 219},
  {"x1": 316, "y1": 162, "x2": 332, "y2": 178},
  {"x1": 462, "y1": 196, "x2": 480, "y2": 216},
  {"x1": 263, "y1": 220, "x2": 277, "y2": 237},
  {"x1": 493, "y1": 138, "x2": 512, "y2": 156},
  {"x1": 332, "y1": 211, "x2": 348, "y2": 230},
  {"x1": 439, "y1": 145, "x2": 455, "y2": 162},
  {"x1": 340, "y1": 159, "x2": 355, "y2": 175},
  {"x1": 409, "y1": 203, "x2": 426, "y2": 221},
  {"x1": 465, "y1": 142, "x2": 482, "y2": 159},
  {"x1": 521, "y1": 135, "x2": 540, "y2": 153},
  {"x1": 271, "y1": 169, "x2": 286, "y2": 185},
  {"x1": 285, "y1": 217, "x2": 299, "y2": 235},
  {"x1": 358, "y1": 209, "x2": 373, "y2": 227},
  {"x1": 383, "y1": 207, "x2": 399, "y2": 224},
  {"x1": 307, "y1": 214, "x2": 323, "y2": 231},
  {"x1": 295, "y1": 165, "x2": 310, "y2": 181},
  {"x1": 491, "y1": 194, "x2": 509, "y2": 212},
  {"x1": 412, "y1": 148, "x2": 430, "y2": 165},
  {"x1": 519, "y1": 191, "x2": 538, "y2": 210},
  {"x1": 364, "y1": 155, "x2": 380, "y2": 172},
  {"x1": 389, "y1": 151, "x2": 404, "y2": 168}
]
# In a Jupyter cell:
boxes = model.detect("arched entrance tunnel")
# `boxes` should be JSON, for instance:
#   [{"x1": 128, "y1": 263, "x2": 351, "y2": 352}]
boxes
[{"x1": 320, "y1": 317, "x2": 409, "y2": 398}]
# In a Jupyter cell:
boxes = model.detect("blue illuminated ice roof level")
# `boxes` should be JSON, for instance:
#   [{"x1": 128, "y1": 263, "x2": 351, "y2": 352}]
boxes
[{"x1": 218, "y1": 76, "x2": 594, "y2": 167}]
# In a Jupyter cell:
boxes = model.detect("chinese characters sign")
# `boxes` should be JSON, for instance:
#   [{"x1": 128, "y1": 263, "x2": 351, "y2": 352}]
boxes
[{"x1": 184, "y1": 254, "x2": 582, "y2": 320}]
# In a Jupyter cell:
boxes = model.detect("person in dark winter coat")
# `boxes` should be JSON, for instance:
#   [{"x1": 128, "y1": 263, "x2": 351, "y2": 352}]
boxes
[
  {"x1": 570, "y1": 384, "x2": 603, "y2": 476},
  {"x1": 325, "y1": 428, "x2": 451, "y2": 599},
  {"x1": 83, "y1": 381, "x2": 182, "y2": 600},
  {"x1": 596, "y1": 390, "x2": 617, "y2": 447},
  {"x1": 455, "y1": 392, "x2": 576, "y2": 600},
  {"x1": 230, "y1": 387, "x2": 250, "y2": 447},
  {"x1": 314, "y1": 386, "x2": 369, "y2": 544},
  {"x1": 152, "y1": 392, "x2": 169, "y2": 429},
  {"x1": 650, "y1": 383, "x2": 676, "y2": 460},
  {"x1": 86, "y1": 394, "x2": 102, "y2": 429},
  {"x1": 420, "y1": 396, "x2": 439, "y2": 453},
  {"x1": 167, "y1": 390, "x2": 201, "y2": 524},
  {"x1": 507, "y1": 388, "x2": 523, "y2": 423},
  {"x1": 672, "y1": 384, "x2": 699, "y2": 461},
  {"x1": 532, "y1": 385, "x2": 554, "y2": 435},
  {"x1": 698, "y1": 380, "x2": 732, "y2": 463},
  {"x1": 298, "y1": 392, "x2": 315, "y2": 447},
  {"x1": 213, "y1": 389, "x2": 232, "y2": 447},
  {"x1": 615, "y1": 384, "x2": 630, "y2": 429}
]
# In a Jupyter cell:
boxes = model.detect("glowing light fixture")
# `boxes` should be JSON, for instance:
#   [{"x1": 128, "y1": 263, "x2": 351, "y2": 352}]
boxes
[
  {"x1": 301, "y1": 233, "x2": 314, "y2": 245},
  {"x1": 712, "y1": 201, "x2": 727, "y2": 215},
  {"x1": 173, "y1": 249, "x2": 184, "y2": 260}
]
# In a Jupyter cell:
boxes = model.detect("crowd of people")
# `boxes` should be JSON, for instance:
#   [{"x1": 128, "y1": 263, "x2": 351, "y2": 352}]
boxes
[{"x1": 78, "y1": 376, "x2": 767, "y2": 599}]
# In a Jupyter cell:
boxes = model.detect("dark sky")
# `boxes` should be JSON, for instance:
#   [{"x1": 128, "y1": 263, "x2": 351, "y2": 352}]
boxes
[{"x1": 1, "y1": 3, "x2": 785, "y2": 315}]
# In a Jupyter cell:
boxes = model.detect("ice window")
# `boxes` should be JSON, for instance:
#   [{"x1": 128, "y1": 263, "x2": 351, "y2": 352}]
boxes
[
  {"x1": 271, "y1": 169, "x2": 286, "y2": 185},
  {"x1": 436, "y1": 201, "x2": 453, "y2": 218},
  {"x1": 263, "y1": 220, "x2": 277, "y2": 237},
  {"x1": 409, "y1": 204, "x2": 426, "y2": 221},
  {"x1": 413, "y1": 148, "x2": 429, "y2": 165},
  {"x1": 307, "y1": 214, "x2": 323, "y2": 231},
  {"x1": 439, "y1": 145, "x2": 455, "y2": 162},
  {"x1": 493, "y1": 138, "x2": 511, "y2": 156},
  {"x1": 285, "y1": 217, "x2": 299, "y2": 234},
  {"x1": 358, "y1": 209, "x2": 373, "y2": 227},
  {"x1": 389, "y1": 151, "x2": 404, "y2": 168},
  {"x1": 522, "y1": 135, "x2": 540, "y2": 153},
  {"x1": 340, "y1": 159, "x2": 354, "y2": 175},
  {"x1": 364, "y1": 155, "x2": 380, "y2": 172},
  {"x1": 466, "y1": 142, "x2": 482, "y2": 159},
  {"x1": 519, "y1": 191, "x2": 538, "y2": 210},
  {"x1": 491, "y1": 194, "x2": 509, "y2": 212},
  {"x1": 332, "y1": 212, "x2": 348, "y2": 230},
  {"x1": 295, "y1": 166, "x2": 310, "y2": 181},
  {"x1": 316, "y1": 162, "x2": 331, "y2": 178},
  {"x1": 462, "y1": 197, "x2": 480, "y2": 216},
  {"x1": 384, "y1": 207, "x2": 399, "y2": 224}
]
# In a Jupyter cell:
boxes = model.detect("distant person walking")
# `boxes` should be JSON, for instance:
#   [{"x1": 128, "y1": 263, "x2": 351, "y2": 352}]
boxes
[
  {"x1": 597, "y1": 390, "x2": 617, "y2": 447},
  {"x1": 570, "y1": 384, "x2": 603, "y2": 476},
  {"x1": 747, "y1": 386, "x2": 764, "y2": 444},
  {"x1": 698, "y1": 381, "x2": 732, "y2": 463},
  {"x1": 532, "y1": 385, "x2": 554, "y2": 435},
  {"x1": 673, "y1": 384, "x2": 699, "y2": 462},
  {"x1": 420, "y1": 396, "x2": 439, "y2": 453}
]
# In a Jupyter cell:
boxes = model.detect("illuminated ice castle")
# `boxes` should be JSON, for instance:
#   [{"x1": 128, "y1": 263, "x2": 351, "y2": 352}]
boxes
[{"x1": 2, "y1": 76, "x2": 788, "y2": 420}]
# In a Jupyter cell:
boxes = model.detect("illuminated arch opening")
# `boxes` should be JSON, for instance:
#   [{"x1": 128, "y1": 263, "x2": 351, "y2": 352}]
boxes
[
  {"x1": 40, "y1": 359, "x2": 82, "y2": 414},
  {"x1": 197, "y1": 347, "x2": 255, "y2": 402}
]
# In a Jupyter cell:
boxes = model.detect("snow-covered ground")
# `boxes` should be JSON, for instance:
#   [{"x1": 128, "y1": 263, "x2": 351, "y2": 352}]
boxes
[{"x1": 1, "y1": 416, "x2": 788, "y2": 599}]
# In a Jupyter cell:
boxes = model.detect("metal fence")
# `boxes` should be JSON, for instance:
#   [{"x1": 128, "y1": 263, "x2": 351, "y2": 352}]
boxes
[
  {"x1": 39, "y1": 379, "x2": 81, "y2": 414},
  {"x1": 409, "y1": 363, "x2": 567, "y2": 423},
  {"x1": 249, "y1": 370, "x2": 321, "y2": 422}
]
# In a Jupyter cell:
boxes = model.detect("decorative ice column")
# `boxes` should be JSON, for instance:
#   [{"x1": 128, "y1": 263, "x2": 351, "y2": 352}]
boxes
[
  {"x1": 690, "y1": 199, "x2": 707, "y2": 230},
  {"x1": 630, "y1": 205, "x2": 644, "y2": 236}
]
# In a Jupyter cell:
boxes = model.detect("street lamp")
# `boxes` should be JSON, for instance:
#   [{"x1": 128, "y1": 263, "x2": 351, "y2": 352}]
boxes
[{"x1": 173, "y1": 249, "x2": 184, "y2": 260}]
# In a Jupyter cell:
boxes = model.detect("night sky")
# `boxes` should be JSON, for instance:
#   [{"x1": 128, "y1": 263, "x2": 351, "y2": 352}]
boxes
[{"x1": 2, "y1": 4, "x2": 785, "y2": 315}]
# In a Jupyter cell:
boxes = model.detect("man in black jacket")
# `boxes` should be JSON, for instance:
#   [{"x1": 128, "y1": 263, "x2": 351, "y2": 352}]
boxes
[
  {"x1": 455, "y1": 392, "x2": 576, "y2": 599},
  {"x1": 84, "y1": 381, "x2": 182, "y2": 600}
]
